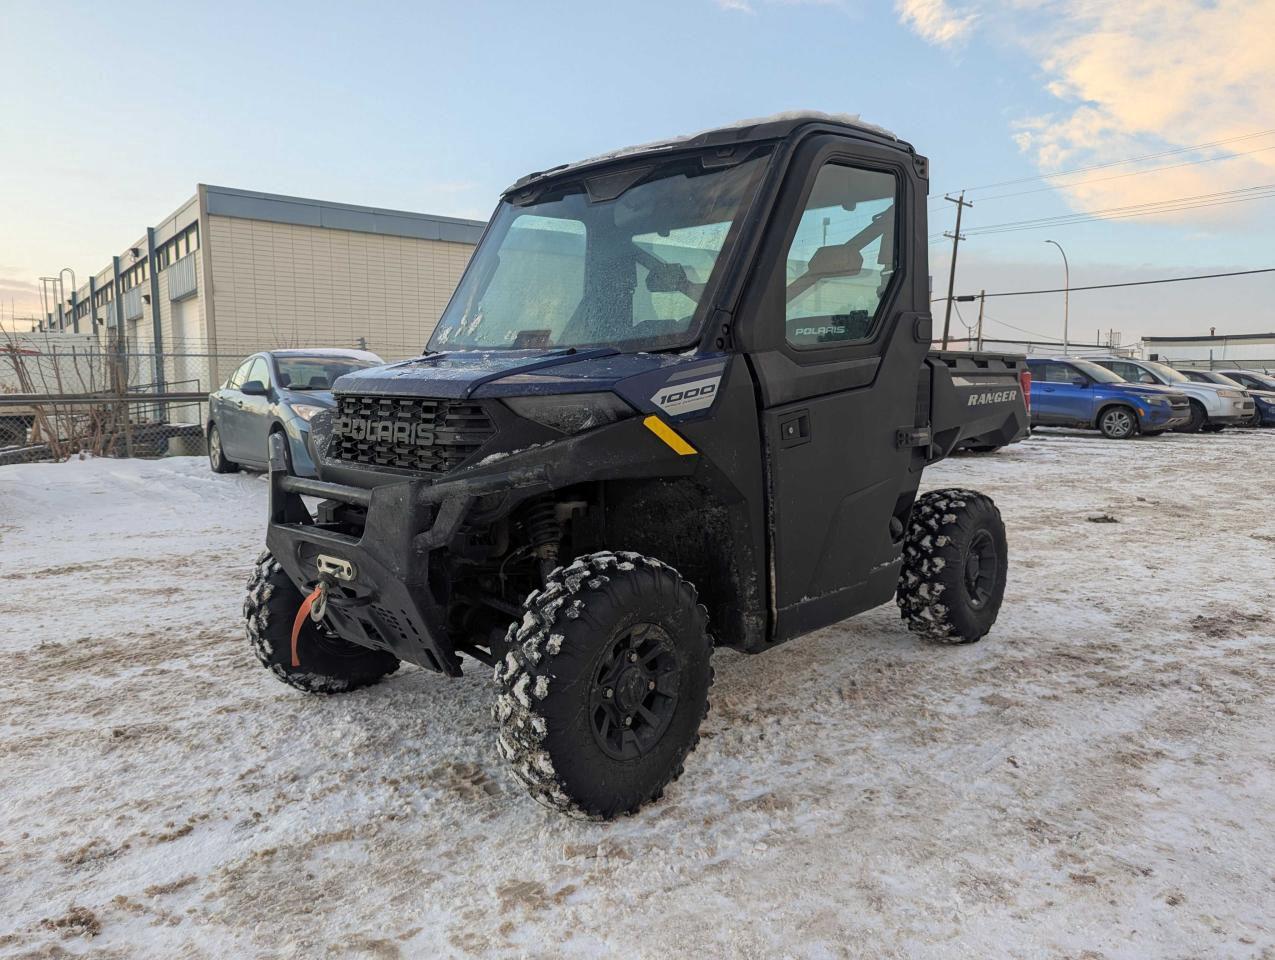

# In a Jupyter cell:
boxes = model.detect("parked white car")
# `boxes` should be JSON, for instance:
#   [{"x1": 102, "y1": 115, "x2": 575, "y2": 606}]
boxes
[{"x1": 1092, "y1": 357, "x2": 1254, "y2": 433}]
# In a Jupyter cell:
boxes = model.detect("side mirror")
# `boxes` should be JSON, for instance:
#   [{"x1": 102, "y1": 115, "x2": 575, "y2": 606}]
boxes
[{"x1": 241, "y1": 380, "x2": 268, "y2": 396}]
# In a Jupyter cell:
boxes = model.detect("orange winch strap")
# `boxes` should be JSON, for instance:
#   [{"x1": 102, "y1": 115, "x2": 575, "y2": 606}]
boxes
[{"x1": 291, "y1": 585, "x2": 324, "y2": 668}]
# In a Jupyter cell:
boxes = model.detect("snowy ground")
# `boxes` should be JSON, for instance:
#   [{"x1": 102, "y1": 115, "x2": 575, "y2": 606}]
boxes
[{"x1": 1, "y1": 432, "x2": 1272, "y2": 959}]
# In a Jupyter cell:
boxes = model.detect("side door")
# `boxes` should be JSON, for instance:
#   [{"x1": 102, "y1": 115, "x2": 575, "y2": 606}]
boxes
[
  {"x1": 1039, "y1": 361, "x2": 1093, "y2": 424},
  {"x1": 238, "y1": 356, "x2": 275, "y2": 465},
  {"x1": 214, "y1": 358, "x2": 254, "y2": 460},
  {"x1": 737, "y1": 135, "x2": 930, "y2": 641}
]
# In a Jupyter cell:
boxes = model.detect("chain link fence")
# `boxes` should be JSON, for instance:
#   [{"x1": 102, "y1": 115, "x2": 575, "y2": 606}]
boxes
[{"x1": 0, "y1": 344, "x2": 242, "y2": 465}]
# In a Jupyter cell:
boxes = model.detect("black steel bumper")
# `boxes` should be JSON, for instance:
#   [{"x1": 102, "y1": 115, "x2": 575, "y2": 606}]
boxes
[{"x1": 264, "y1": 432, "x2": 553, "y2": 675}]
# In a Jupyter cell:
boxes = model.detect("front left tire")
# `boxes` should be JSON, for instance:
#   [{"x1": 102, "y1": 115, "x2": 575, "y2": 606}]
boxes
[
  {"x1": 494, "y1": 552, "x2": 713, "y2": 820},
  {"x1": 1098, "y1": 406, "x2": 1137, "y2": 439}
]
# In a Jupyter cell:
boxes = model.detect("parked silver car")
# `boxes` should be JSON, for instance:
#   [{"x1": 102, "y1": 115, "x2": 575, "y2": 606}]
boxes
[
  {"x1": 1092, "y1": 357, "x2": 1254, "y2": 433},
  {"x1": 207, "y1": 349, "x2": 383, "y2": 476}
]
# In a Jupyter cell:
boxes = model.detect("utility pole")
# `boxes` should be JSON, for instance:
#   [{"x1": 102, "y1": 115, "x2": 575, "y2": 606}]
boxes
[
  {"x1": 941, "y1": 191, "x2": 972, "y2": 349},
  {"x1": 975, "y1": 289, "x2": 986, "y2": 351}
]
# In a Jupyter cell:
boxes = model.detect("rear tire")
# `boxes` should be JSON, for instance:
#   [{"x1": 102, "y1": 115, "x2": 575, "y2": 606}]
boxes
[
  {"x1": 208, "y1": 423, "x2": 239, "y2": 474},
  {"x1": 897, "y1": 489, "x2": 1008, "y2": 644},
  {"x1": 1098, "y1": 406, "x2": 1137, "y2": 439},
  {"x1": 494, "y1": 552, "x2": 713, "y2": 820},
  {"x1": 244, "y1": 551, "x2": 399, "y2": 693}
]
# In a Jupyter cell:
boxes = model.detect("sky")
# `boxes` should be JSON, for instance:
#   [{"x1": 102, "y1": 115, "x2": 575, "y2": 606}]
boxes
[{"x1": 2, "y1": 0, "x2": 1273, "y2": 346}]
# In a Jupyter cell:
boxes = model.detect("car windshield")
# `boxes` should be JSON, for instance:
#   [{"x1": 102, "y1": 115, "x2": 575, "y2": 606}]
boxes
[
  {"x1": 1071, "y1": 359, "x2": 1124, "y2": 383},
  {"x1": 275, "y1": 357, "x2": 375, "y2": 390},
  {"x1": 427, "y1": 147, "x2": 773, "y2": 353},
  {"x1": 1234, "y1": 371, "x2": 1275, "y2": 390},
  {"x1": 1141, "y1": 360, "x2": 1189, "y2": 383}
]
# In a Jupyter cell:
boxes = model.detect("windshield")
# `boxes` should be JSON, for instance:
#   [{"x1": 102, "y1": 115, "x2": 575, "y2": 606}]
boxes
[
  {"x1": 276, "y1": 357, "x2": 375, "y2": 390},
  {"x1": 428, "y1": 148, "x2": 773, "y2": 353},
  {"x1": 1071, "y1": 358, "x2": 1125, "y2": 384},
  {"x1": 1141, "y1": 360, "x2": 1189, "y2": 384}
]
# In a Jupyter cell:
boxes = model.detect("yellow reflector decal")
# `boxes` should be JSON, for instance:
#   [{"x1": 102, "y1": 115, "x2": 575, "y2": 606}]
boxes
[{"x1": 642, "y1": 415, "x2": 697, "y2": 456}]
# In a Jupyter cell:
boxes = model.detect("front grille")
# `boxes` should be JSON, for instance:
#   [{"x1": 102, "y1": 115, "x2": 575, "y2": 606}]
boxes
[{"x1": 331, "y1": 395, "x2": 496, "y2": 473}]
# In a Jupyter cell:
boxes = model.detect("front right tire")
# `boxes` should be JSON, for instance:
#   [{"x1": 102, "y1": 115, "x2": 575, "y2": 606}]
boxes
[
  {"x1": 244, "y1": 551, "x2": 399, "y2": 694},
  {"x1": 494, "y1": 552, "x2": 713, "y2": 820}
]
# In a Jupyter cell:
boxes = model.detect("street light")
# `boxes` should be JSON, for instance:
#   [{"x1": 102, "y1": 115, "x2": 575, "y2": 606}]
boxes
[
  {"x1": 1045, "y1": 239, "x2": 1069, "y2": 354},
  {"x1": 59, "y1": 267, "x2": 76, "y2": 332}
]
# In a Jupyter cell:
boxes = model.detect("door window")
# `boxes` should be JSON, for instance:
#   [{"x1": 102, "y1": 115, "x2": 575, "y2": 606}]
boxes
[
  {"x1": 227, "y1": 359, "x2": 254, "y2": 389},
  {"x1": 784, "y1": 163, "x2": 898, "y2": 348},
  {"x1": 1037, "y1": 362, "x2": 1076, "y2": 383},
  {"x1": 245, "y1": 357, "x2": 271, "y2": 388}
]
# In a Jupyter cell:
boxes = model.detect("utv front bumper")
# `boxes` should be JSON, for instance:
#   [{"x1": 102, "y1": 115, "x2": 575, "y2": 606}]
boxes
[{"x1": 263, "y1": 432, "x2": 554, "y2": 676}]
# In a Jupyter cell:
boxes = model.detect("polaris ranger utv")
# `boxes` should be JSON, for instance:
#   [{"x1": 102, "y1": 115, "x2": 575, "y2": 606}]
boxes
[{"x1": 248, "y1": 113, "x2": 1029, "y2": 819}]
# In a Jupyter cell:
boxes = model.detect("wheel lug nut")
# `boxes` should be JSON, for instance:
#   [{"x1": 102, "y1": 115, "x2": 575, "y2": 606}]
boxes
[
  {"x1": 647, "y1": 680, "x2": 656, "y2": 690},
  {"x1": 603, "y1": 688, "x2": 613, "y2": 699},
  {"x1": 628, "y1": 651, "x2": 639, "y2": 662},
  {"x1": 624, "y1": 716, "x2": 633, "y2": 727}
]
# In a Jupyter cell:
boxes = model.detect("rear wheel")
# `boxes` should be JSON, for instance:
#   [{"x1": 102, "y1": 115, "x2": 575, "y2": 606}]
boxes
[
  {"x1": 494, "y1": 552, "x2": 713, "y2": 819},
  {"x1": 244, "y1": 551, "x2": 399, "y2": 693},
  {"x1": 1098, "y1": 406, "x2": 1137, "y2": 439},
  {"x1": 208, "y1": 423, "x2": 239, "y2": 474},
  {"x1": 897, "y1": 489, "x2": 1008, "y2": 644}
]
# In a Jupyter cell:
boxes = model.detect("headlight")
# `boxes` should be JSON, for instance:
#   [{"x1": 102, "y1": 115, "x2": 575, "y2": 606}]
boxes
[
  {"x1": 505, "y1": 393, "x2": 634, "y2": 434},
  {"x1": 290, "y1": 403, "x2": 328, "y2": 423},
  {"x1": 1217, "y1": 390, "x2": 1244, "y2": 399}
]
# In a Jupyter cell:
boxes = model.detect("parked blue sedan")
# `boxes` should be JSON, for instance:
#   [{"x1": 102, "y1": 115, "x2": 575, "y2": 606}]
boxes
[
  {"x1": 1025, "y1": 357, "x2": 1191, "y2": 438},
  {"x1": 207, "y1": 349, "x2": 383, "y2": 476}
]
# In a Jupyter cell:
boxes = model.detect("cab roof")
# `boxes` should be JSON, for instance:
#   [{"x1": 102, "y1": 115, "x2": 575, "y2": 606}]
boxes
[{"x1": 504, "y1": 111, "x2": 913, "y2": 196}]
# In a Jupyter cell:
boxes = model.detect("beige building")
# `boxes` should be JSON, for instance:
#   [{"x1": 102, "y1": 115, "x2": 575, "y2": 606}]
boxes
[{"x1": 50, "y1": 185, "x2": 485, "y2": 391}]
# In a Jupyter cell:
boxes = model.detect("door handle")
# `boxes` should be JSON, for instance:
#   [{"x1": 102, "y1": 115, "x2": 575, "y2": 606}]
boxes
[{"x1": 778, "y1": 410, "x2": 811, "y2": 448}]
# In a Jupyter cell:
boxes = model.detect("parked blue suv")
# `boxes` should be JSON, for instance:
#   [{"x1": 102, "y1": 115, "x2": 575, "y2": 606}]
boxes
[{"x1": 1026, "y1": 357, "x2": 1191, "y2": 439}]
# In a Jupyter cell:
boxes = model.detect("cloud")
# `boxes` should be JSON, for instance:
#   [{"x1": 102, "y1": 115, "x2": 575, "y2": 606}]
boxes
[
  {"x1": 905, "y1": 1, "x2": 1275, "y2": 225},
  {"x1": 895, "y1": 0, "x2": 977, "y2": 47},
  {"x1": 715, "y1": 0, "x2": 755, "y2": 11}
]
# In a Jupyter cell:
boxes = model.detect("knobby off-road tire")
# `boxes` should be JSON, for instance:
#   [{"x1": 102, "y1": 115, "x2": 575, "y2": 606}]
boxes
[
  {"x1": 244, "y1": 551, "x2": 399, "y2": 693},
  {"x1": 897, "y1": 489, "x2": 1008, "y2": 644},
  {"x1": 208, "y1": 423, "x2": 239, "y2": 474},
  {"x1": 493, "y1": 552, "x2": 713, "y2": 820}
]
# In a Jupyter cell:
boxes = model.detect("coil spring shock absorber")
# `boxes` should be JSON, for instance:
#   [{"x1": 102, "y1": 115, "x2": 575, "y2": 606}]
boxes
[{"x1": 523, "y1": 499, "x2": 561, "y2": 582}]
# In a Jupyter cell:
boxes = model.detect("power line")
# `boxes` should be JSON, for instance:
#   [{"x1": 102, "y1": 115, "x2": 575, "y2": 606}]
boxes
[
  {"x1": 953, "y1": 266, "x2": 1275, "y2": 301},
  {"x1": 931, "y1": 127, "x2": 1275, "y2": 198},
  {"x1": 930, "y1": 142, "x2": 1275, "y2": 212},
  {"x1": 962, "y1": 183, "x2": 1275, "y2": 237}
]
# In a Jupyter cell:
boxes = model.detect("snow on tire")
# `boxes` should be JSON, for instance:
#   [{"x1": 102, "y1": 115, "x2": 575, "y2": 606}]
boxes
[
  {"x1": 896, "y1": 488, "x2": 1008, "y2": 644},
  {"x1": 493, "y1": 551, "x2": 713, "y2": 820},
  {"x1": 244, "y1": 551, "x2": 399, "y2": 694}
]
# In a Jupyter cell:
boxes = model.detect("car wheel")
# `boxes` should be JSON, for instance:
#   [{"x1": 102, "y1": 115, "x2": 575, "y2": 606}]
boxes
[
  {"x1": 208, "y1": 423, "x2": 239, "y2": 473},
  {"x1": 1098, "y1": 406, "x2": 1137, "y2": 439},
  {"x1": 1177, "y1": 401, "x2": 1207, "y2": 433}
]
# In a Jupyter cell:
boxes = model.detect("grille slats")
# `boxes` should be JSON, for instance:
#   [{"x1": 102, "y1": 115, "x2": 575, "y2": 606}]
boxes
[{"x1": 332, "y1": 395, "x2": 496, "y2": 473}]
